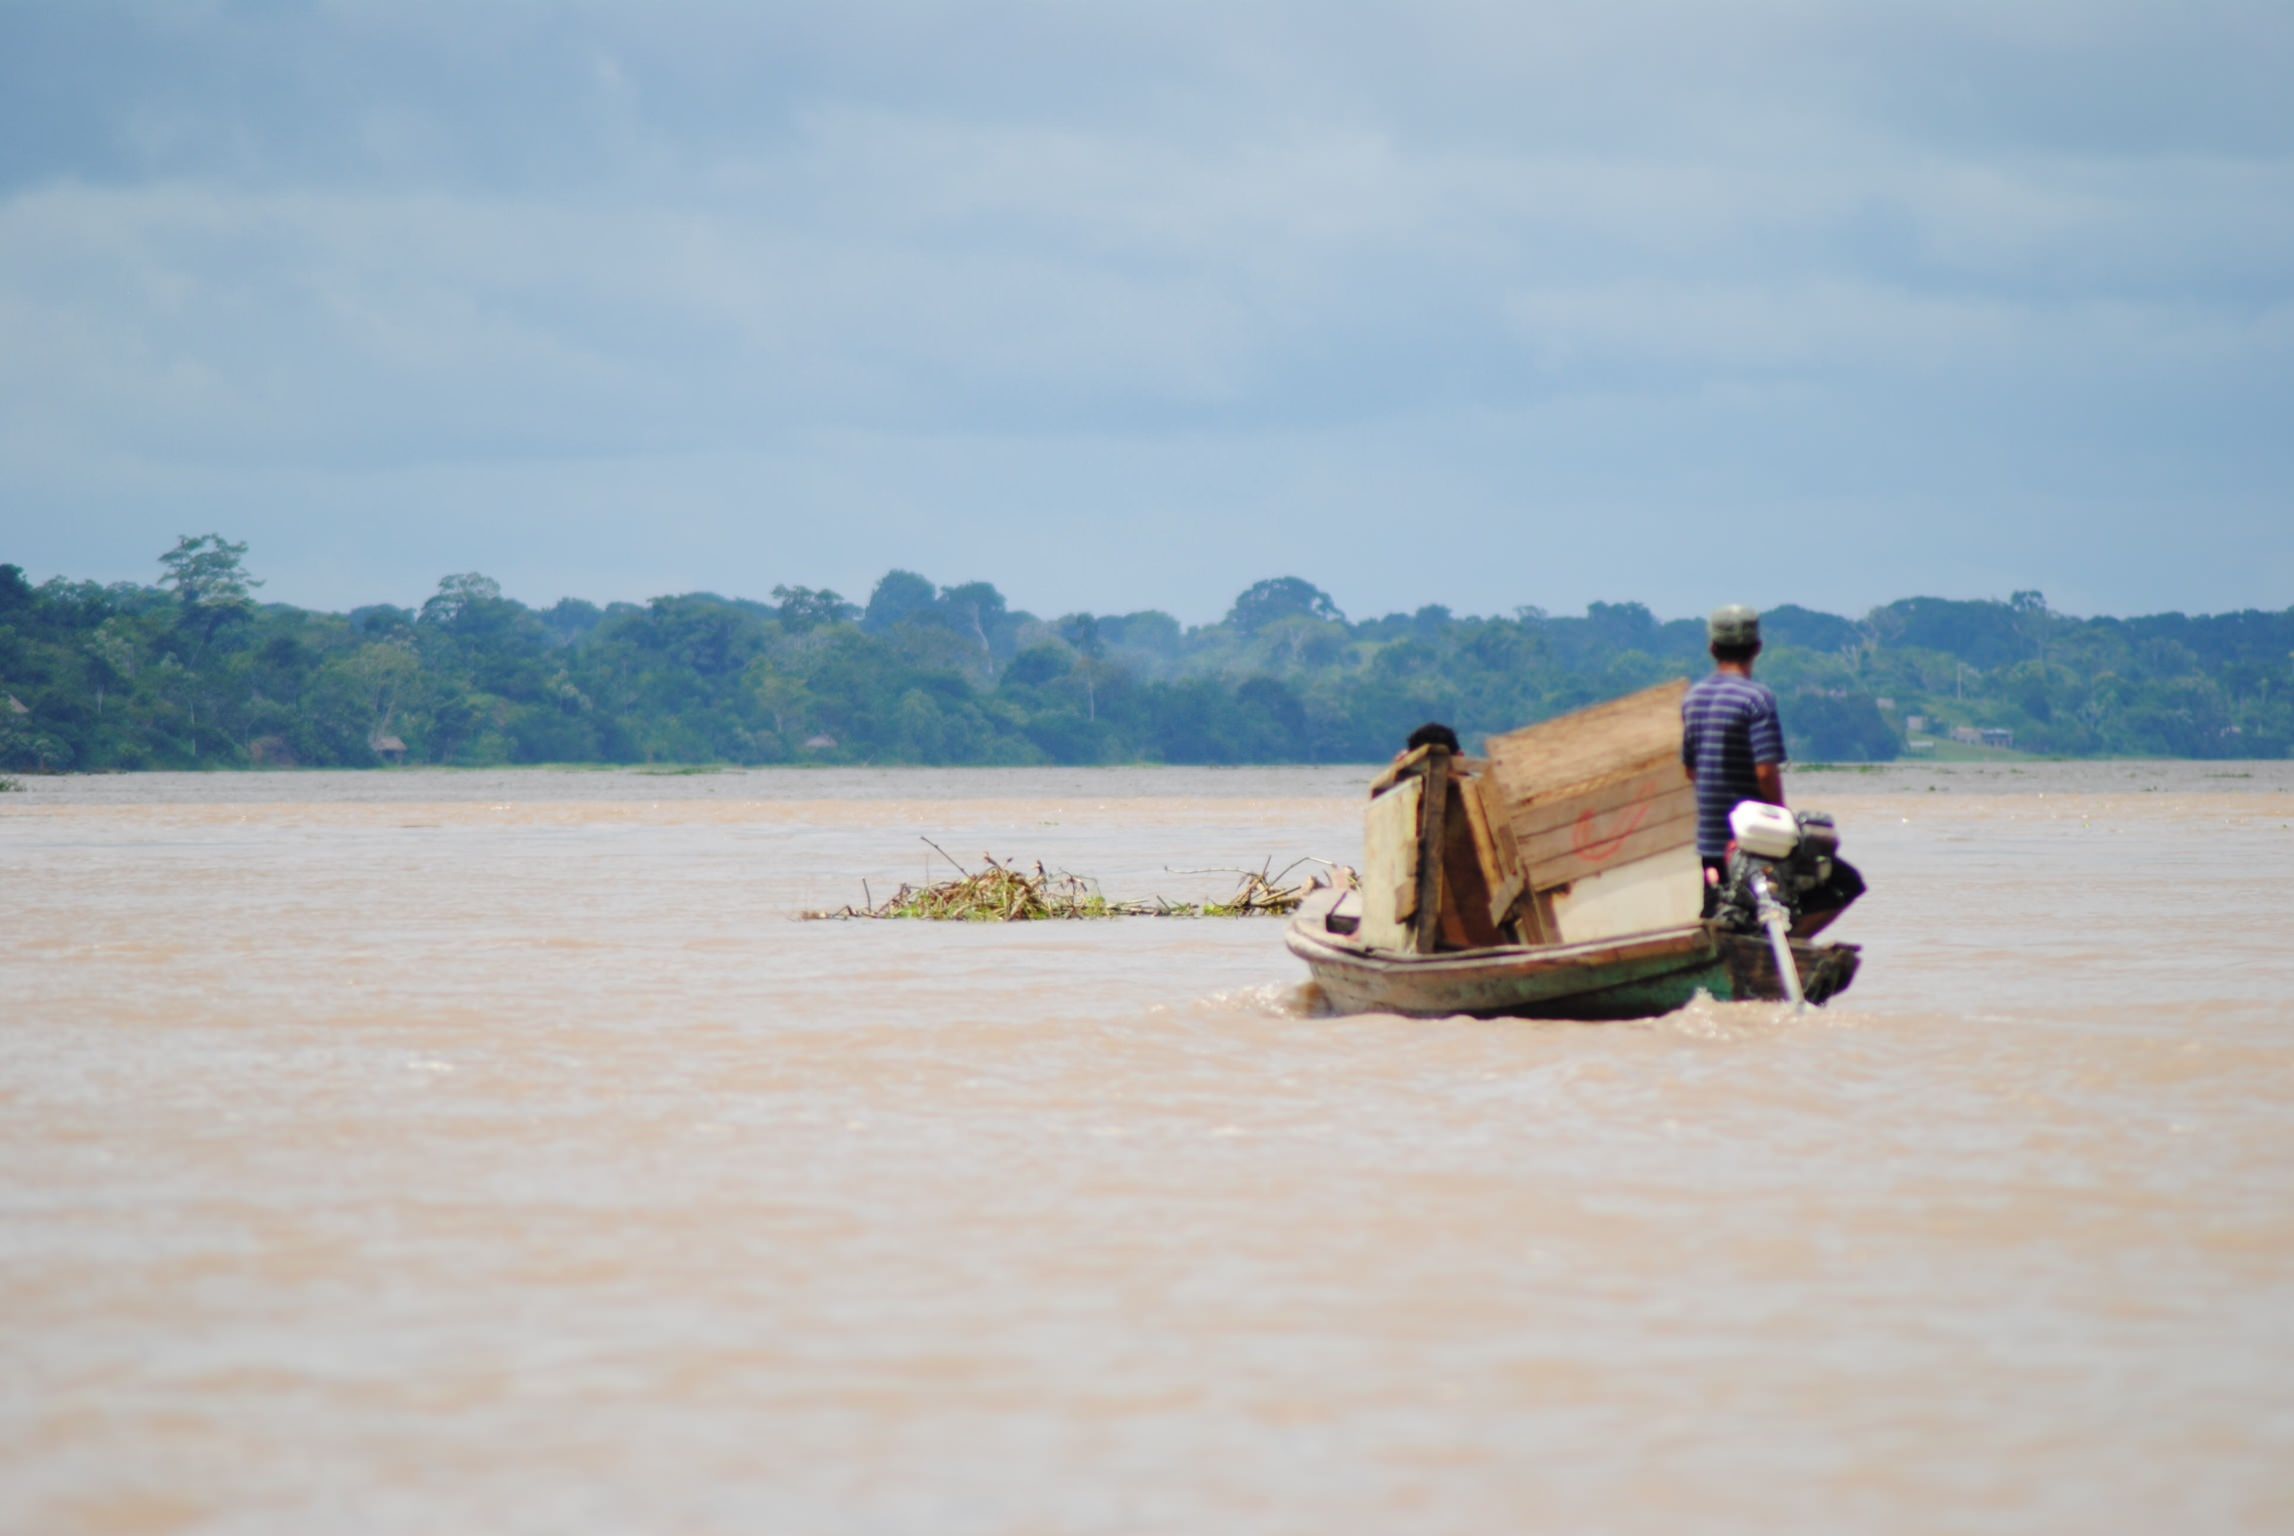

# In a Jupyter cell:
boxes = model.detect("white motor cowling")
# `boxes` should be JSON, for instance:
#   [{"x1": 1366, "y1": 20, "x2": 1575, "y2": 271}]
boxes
[
  {"x1": 1729, "y1": 801, "x2": 1801, "y2": 860},
  {"x1": 1716, "y1": 805, "x2": 1861, "y2": 947}
]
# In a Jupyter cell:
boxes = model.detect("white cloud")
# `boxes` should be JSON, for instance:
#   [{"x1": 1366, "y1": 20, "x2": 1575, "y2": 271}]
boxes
[{"x1": 0, "y1": 0, "x2": 2288, "y2": 617}]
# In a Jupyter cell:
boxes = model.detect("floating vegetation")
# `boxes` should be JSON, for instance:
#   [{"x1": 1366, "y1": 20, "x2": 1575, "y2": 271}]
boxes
[
  {"x1": 0, "y1": 776, "x2": 20, "y2": 792},
  {"x1": 804, "y1": 840, "x2": 1344, "y2": 922}
]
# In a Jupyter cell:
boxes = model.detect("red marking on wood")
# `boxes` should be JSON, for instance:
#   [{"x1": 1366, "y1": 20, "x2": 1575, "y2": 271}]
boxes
[{"x1": 1570, "y1": 799, "x2": 1652, "y2": 865}]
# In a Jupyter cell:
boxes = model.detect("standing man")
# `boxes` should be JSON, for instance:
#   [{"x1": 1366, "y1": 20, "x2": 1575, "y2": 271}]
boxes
[{"x1": 1682, "y1": 604, "x2": 1786, "y2": 917}]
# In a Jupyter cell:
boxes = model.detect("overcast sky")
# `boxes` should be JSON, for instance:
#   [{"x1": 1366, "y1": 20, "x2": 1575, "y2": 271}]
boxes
[{"x1": 2, "y1": 0, "x2": 2288, "y2": 623}]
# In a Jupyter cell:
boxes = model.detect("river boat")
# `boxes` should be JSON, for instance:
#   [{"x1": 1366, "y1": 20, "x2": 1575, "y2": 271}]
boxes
[
  {"x1": 1286, "y1": 890, "x2": 1860, "y2": 1021},
  {"x1": 1290, "y1": 682, "x2": 1863, "y2": 1021}
]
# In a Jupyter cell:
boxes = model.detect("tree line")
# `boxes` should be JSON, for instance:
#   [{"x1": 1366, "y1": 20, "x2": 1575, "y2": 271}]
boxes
[{"x1": 1, "y1": 540, "x2": 2287, "y2": 773}]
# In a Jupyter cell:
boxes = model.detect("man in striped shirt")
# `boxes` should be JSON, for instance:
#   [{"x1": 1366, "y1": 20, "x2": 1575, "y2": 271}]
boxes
[{"x1": 1681, "y1": 604, "x2": 1787, "y2": 917}]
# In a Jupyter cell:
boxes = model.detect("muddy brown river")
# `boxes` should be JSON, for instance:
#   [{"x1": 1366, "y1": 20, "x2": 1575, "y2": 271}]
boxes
[{"x1": 4, "y1": 762, "x2": 2291, "y2": 1533}]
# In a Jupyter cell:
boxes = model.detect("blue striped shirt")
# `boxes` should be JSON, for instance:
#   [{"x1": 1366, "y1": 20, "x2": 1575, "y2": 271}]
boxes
[{"x1": 1681, "y1": 672, "x2": 1787, "y2": 856}]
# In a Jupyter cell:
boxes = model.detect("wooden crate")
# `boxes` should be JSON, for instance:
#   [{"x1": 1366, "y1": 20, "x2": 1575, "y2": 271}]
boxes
[{"x1": 1482, "y1": 680, "x2": 1700, "y2": 941}]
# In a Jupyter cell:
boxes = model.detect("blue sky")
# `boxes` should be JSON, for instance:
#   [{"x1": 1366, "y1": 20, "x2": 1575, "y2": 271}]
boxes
[{"x1": 2, "y1": 0, "x2": 2288, "y2": 623}]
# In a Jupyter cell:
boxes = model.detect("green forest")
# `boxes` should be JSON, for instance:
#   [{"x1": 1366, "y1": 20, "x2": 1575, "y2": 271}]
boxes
[{"x1": 2, "y1": 537, "x2": 2289, "y2": 773}]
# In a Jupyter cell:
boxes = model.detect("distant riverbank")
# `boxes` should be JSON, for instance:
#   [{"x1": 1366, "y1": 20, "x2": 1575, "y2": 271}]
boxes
[{"x1": 7, "y1": 551, "x2": 2288, "y2": 775}]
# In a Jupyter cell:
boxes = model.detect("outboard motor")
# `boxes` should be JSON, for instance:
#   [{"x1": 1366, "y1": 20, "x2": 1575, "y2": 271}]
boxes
[{"x1": 1713, "y1": 804, "x2": 1865, "y2": 1011}]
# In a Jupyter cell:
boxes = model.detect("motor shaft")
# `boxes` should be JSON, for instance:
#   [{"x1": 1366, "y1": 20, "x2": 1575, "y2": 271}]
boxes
[{"x1": 1747, "y1": 867, "x2": 1806, "y2": 1013}]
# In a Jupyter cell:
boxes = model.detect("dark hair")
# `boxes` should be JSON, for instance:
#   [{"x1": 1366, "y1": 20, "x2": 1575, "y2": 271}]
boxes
[
  {"x1": 1709, "y1": 639, "x2": 1762, "y2": 665},
  {"x1": 1406, "y1": 721, "x2": 1462, "y2": 754}
]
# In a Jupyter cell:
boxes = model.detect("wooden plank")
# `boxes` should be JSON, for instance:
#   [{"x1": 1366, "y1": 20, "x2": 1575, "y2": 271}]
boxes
[
  {"x1": 1522, "y1": 886, "x2": 1559, "y2": 945},
  {"x1": 1368, "y1": 743, "x2": 1436, "y2": 797},
  {"x1": 1517, "y1": 781, "x2": 1696, "y2": 864},
  {"x1": 1410, "y1": 749, "x2": 1450, "y2": 954},
  {"x1": 1513, "y1": 762, "x2": 1690, "y2": 837},
  {"x1": 1487, "y1": 790, "x2": 1525, "y2": 872},
  {"x1": 1484, "y1": 679, "x2": 1690, "y2": 806},
  {"x1": 1483, "y1": 778, "x2": 1532, "y2": 937},
  {"x1": 1456, "y1": 773, "x2": 1525, "y2": 932},
  {"x1": 1520, "y1": 798, "x2": 1693, "y2": 898},
  {"x1": 1357, "y1": 776, "x2": 1422, "y2": 951},
  {"x1": 1522, "y1": 795, "x2": 1697, "y2": 887},
  {"x1": 1437, "y1": 779, "x2": 1514, "y2": 950},
  {"x1": 1546, "y1": 844, "x2": 1705, "y2": 943},
  {"x1": 1372, "y1": 748, "x2": 1490, "y2": 796}
]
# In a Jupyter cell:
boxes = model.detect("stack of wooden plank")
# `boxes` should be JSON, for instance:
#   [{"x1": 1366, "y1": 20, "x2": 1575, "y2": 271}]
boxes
[
  {"x1": 1354, "y1": 681, "x2": 1706, "y2": 955},
  {"x1": 1355, "y1": 745, "x2": 1529, "y2": 954}
]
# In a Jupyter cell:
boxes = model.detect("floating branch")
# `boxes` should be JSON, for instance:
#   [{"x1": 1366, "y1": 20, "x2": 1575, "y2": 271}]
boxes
[{"x1": 803, "y1": 844, "x2": 1353, "y2": 922}]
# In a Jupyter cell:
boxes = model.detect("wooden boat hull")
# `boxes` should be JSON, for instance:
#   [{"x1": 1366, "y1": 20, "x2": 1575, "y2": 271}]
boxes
[{"x1": 1285, "y1": 898, "x2": 1860, "y2": 1021}]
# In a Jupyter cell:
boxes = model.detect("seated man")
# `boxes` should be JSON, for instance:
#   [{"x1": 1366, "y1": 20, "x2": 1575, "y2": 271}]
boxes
[
  {"x1": 1681, "y1": 605, "x2": 1786, "y2": 918},
  {"x1": 1404, "y1": 721, "x2": 1461, "y2": 756}
]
